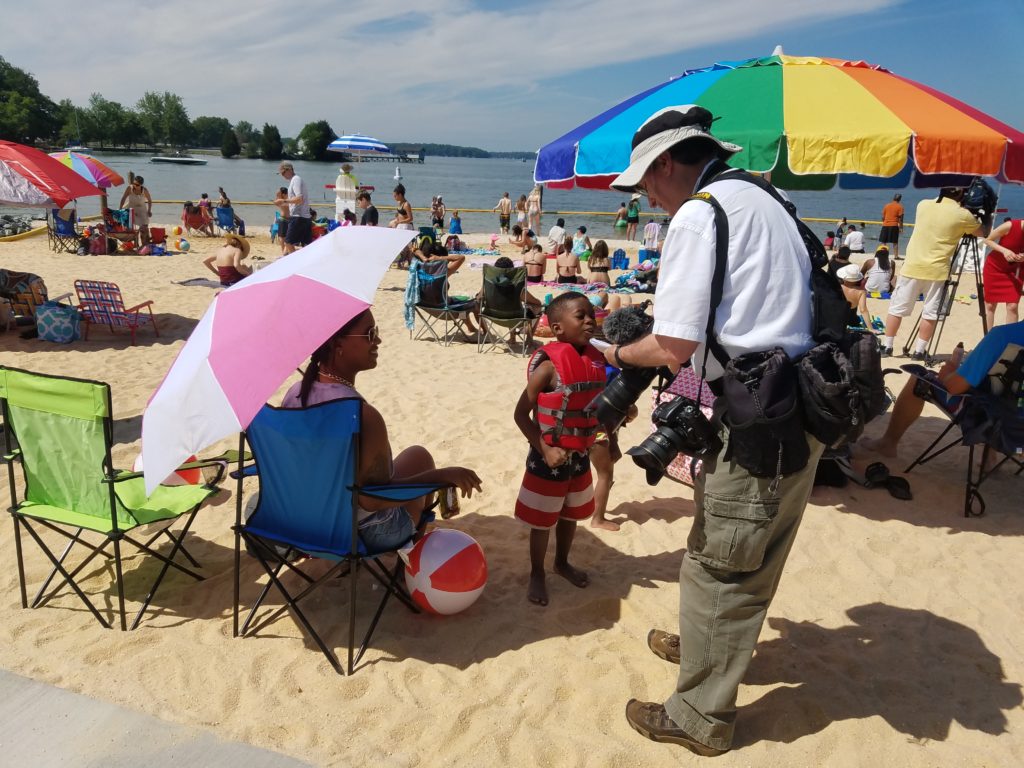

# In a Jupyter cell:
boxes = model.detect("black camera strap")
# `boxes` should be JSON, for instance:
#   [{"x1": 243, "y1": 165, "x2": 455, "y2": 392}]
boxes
[{"x1": 688, "y1": 159, "x2": 831, "y2": 382}]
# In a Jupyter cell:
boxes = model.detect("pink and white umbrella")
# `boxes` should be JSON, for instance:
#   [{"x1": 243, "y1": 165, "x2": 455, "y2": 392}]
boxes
[{"x1": 141, "y1": 226, "x2": 415, "y2": 494}]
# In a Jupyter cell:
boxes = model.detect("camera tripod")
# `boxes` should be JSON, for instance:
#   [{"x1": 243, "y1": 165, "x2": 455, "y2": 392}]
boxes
[{"x1": 902, "y1": 234, "x2": 988, "y2": 363}]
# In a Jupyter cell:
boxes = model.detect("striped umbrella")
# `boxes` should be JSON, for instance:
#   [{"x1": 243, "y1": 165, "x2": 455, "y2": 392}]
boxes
[
  {"x1": 535, "y1": 52, "x2": 1024, "y2": 191},
  {"x1": 327, "y1": 133, "x2": 392, "y2": 155},
  {"x1": 48, "y1": 150, "x2": 124, "y2": 189}
]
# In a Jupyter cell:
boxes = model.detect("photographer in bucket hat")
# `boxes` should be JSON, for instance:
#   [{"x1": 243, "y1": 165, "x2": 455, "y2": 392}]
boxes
[{"x1": 604, "y1": 105, "x2": 822, "y2": 756}]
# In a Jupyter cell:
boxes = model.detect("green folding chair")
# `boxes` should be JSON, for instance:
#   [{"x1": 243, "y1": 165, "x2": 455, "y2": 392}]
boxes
[{"x1": 0, "y1": 366, "x2": 225, "y2": 631}]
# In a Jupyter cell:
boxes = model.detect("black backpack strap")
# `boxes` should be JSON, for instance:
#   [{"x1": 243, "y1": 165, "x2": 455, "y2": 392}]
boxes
[
  {"x1": 687, "y1": 190, "x2": 731, "y2": 373},
  {"x1": 720, "y1": 169, "x2": 829, "y2": 270}
]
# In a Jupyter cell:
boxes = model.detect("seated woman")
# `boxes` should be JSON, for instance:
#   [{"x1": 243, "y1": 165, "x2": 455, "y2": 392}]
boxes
[
  {"x1": 523, "y1": 244, "x2": 546, "y2": 284},
  {"x1": 588, "y1": 240, "x2": 611, "y2": 285},
  {"x1": 421, "y1": 242, "x2": 480, "y2": 334},
  {"x1": 556, "y1": 234, "x2": 582, "y2": 284},
  {"x1": 203, "y1": 233, "x2": 253, "y2": 287},
  {"x1": 509, "y1": 224, "x2": 536, "y2": 253},
  {"x1": 862, "y1": 245, "x2": 894, "y2": 295},
  {"x1": 827, "y1": 245, "x2": 852, "y2": 279},
  {"x1": 571, "y1": 226, "x2": 593, "y2": 260},
  {"x1": 282, "y1": 310, "x2": 482, "y2": 551},
  {"x1": 837, "y1": 264, "x2": 871, "y2": 329},
  {"x1": 182, "y1": 201, "x2": 215, "y2": 237}
]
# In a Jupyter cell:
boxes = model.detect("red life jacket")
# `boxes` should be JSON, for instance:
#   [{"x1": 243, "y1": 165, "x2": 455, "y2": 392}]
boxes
[{"x1": 530, "y1": 342, "x2": 607, "y2": 451}]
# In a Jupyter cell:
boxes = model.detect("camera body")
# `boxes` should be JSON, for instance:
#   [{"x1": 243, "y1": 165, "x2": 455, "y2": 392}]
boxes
[{"x1": 627, "y1": 395, "x2": 722, "y2": 486}]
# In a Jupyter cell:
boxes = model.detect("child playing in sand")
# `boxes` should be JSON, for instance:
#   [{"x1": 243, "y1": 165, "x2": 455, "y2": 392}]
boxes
[{"x1": 514, "y1": 292, "x2": 606, "y2": 605}]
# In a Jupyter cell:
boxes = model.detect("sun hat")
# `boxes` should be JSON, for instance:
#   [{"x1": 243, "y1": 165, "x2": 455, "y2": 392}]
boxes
[
  {"x1": 837, "y1": 264, "x2": 864, "y2": 283},
  {"x1": 225, "y1": 233, "x2": 250, "y2": 259},
  {"x1": 611, "y1": 105, "x2": 743, "y2": 193},
  {"x1": 630, "y1": 192, "x2": 642, "y2": 201}
]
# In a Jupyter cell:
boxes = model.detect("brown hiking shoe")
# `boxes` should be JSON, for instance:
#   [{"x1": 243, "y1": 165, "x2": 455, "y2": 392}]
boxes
[
  {"x1": 647, "y1": 628, "x2": 680, "y2": 664},
  {"x1": 625, "y1": 700, "x2": 727, "y2": 756}
]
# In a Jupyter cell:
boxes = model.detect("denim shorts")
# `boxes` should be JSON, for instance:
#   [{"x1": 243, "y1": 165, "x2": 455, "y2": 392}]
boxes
[{"x1": 358, "y1": 507, "x2": 415, "y2": 554}]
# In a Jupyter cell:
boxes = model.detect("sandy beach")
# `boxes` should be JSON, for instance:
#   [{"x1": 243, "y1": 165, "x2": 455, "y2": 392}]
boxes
[{"x1": 0, "y1": 226, "x2": 1021, "y2": 767}]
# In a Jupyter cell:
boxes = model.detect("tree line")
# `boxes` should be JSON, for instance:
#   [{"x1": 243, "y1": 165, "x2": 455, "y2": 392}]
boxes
[{"x1": 0, "y1": 56, "x2": 533, "y2": 161}]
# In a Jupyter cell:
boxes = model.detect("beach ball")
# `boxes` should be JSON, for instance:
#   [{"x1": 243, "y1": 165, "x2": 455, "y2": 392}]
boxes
[
  {"x1": 172, "y1": 226, "x2": 183, "y2": 236},
  {"x1": 404, "y1": 529, "x2": 487, "y2": 615},
  {"x1": 179, "y1": 239, "x2": 191, "y2": 252},
  {"x1": 132, "y1": 453, "x2": 201, "y2": 485}
]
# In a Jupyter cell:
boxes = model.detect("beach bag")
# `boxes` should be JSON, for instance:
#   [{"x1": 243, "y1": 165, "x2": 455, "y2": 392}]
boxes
[{"x1": 35, "y1": 301, "x2": 80, "y2": 344}]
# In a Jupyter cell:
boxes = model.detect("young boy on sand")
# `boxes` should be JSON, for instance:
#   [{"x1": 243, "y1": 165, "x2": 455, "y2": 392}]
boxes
[{"x1": 513, "y1": 292, "x2": 607, "y2": 605}]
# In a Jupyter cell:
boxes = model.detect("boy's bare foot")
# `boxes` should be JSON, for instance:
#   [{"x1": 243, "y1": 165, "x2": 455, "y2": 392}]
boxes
[
  {"x1": 554, "y1": 560, "x2": 589, "y2": 588},
  {"x1": 591, "y1": 517, "x2": 621, "y2": 532},
  {"x1": 860, "y1": 436, "x2": 897, "y2": 458},
  {"x1": 528, "y1": 571, "x2": 548, "y2": 606}
]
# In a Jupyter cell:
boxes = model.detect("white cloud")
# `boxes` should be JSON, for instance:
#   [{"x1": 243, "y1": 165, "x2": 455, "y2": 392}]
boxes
[{"x1": 7, "y1": 0, "x2": 901, "y2": 148}]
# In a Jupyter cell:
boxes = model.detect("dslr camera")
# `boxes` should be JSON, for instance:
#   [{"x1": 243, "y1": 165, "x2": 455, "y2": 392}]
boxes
[{"x1": 627, "y1": 394, "x2": 722, "y2": 486}]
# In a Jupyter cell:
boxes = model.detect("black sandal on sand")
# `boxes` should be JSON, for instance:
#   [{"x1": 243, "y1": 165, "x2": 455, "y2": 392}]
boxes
[{"x1": 863, "y1": 462, "x2": 914, "y2": 501}]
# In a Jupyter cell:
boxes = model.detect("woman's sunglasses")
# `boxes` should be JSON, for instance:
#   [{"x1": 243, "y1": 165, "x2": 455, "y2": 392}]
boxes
[{"x1": 345, "y1": 325, "x2": 380, "y2": 343}]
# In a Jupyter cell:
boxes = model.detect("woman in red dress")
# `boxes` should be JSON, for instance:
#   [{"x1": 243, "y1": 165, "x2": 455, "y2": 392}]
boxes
[{"x1": 982, "y1": 218, "x2": 1024, "y2": 327}]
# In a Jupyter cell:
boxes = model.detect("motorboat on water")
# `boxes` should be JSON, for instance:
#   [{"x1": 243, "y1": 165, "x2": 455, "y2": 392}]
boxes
[{"x1": 150, "y1": 152, "x2": 208, "y2": 166}]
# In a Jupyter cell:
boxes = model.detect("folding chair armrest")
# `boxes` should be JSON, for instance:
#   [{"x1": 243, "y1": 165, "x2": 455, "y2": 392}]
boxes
[
  {"x1": 352, "y1": 481, "x2": 453, "y2": 504},
  {"x1": 2, "y1": 448, "x2": 22, "y2": 463},
  {"x1": 110, "y1": 457, "x2": 231, "y2": 484},
  {"x1": 124, "y1": 300, "x2": 154, "y2": 314},
  {"x1": 51, "y1": 292, "x2": 73, "y2": 303}
]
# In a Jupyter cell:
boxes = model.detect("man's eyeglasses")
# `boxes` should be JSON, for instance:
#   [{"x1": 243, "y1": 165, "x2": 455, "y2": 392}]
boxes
[{"x1": 345, "y1": 325, "x2": 380, "y2": 342}]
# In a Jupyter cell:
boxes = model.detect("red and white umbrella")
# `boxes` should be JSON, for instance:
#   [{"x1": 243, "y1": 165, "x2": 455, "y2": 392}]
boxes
[
  {"x1": 141, "y1": 226, "x2": 415, "y2": 494},
  {"x1": 0, "y1": 140, "x2": 101, "y2": 207}
]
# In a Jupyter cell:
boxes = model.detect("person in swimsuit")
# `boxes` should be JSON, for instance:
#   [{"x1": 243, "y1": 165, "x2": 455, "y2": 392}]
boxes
[
  {"x1": 588, "y1": 239, "x2": 611, "y2": 285},
  {"x1": 119, "y1": 175, "x2": 153, "y2": 245},
  {"x1": 515, "y1": 195, "x2": 528, "y2": 228},
  {"x1": 509, "y1": 224, "x2": 536, "y2": 253},
  {"x1": 526, "y1": 185, "x2": 543, "y2": 233},
  {"x1": 524, "y1": 244, "x2": 547, "y2": 283},
  {"x1": 389, "y1": 184, "x2": 414, "y2": 230},
  {"x1": 281, "y1": 309, "x2": 482, "y2": 552},
  {"x1": 203, "y1": 233, "x2": 252, "y2": 287},
  {"x1": 557, "y1": 235, "x2": 582, "y2": 284}
]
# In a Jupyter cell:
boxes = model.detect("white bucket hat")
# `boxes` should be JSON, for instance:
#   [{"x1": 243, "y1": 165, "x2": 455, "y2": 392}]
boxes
[
  {"x1": 837, "y1": 264, "x2": 864, "y2": 283},
  {"x1": 611, "y1": 105, "x2": 743, "y2": 193}
]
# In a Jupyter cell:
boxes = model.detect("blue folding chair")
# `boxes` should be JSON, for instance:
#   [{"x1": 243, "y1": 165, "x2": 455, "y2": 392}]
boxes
[
  {"x1": 215, "y1": 206, "x2": 238, "y2": 234},
  {"x1": 47, "y1": 208, "x2": 80, "y2": 252},
  {"x1": 232, "y1": 398, "x2": 451, "y2": 674}
]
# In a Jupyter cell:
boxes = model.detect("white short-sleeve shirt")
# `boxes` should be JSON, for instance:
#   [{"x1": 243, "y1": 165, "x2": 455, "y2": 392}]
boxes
[{"x1": 652, "y1": 169, "x2": 814, "y2": 380}]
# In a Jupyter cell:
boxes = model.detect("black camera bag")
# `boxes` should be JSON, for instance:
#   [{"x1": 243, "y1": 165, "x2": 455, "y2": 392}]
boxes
[
  {"x1": 694, "y1": 163, "x2": 886, "y2": 451},
  {"x1": 722, "y1": 348, "x2": 810, "y2": 478}
]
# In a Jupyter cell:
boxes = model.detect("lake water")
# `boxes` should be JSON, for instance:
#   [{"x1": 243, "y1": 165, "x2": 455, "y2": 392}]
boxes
[{"x1": 8, "y1": 152, "x2": 1024, "y2": 242}]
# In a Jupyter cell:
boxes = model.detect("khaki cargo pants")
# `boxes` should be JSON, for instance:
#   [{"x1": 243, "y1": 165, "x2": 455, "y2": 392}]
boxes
[{"x1": 664, "y1": 424, "x2": 823, "y2": 751}]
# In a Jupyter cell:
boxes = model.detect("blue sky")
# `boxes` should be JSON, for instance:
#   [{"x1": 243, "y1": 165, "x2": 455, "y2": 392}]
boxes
[{"x1": 6, "y1": 0, "x2": 1022, "y2": 151}]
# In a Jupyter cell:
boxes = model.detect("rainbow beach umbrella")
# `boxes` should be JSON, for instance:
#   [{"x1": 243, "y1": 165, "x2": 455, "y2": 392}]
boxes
[
  {"x1": 535, "y1": 51, "x2": 1024, "y2": 191},
  {"x1": 48, "y1": 150, "x2": 124, "y2": 189}
]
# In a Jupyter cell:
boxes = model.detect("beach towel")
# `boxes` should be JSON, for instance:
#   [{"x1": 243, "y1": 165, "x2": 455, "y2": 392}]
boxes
[
  {"x1": 173, "y1": 278, "x2": 222, "y2": 289},
  {"x1": 450, "y1": 248, "x2": 500, "y2": 256},
  {"x1": 403, "y1": 266, "x2": 422, "y2": 330}
]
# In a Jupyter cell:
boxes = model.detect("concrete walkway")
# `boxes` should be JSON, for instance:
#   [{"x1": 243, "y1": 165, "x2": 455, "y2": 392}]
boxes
[{"x1": 0, "y1": 670, "x2": 311, "y2": 767}]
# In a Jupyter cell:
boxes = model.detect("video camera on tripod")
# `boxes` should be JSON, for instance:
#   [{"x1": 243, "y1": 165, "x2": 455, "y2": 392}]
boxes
[{"x1": 903, "y1": 177, "x2": 997, "y2": 361}]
